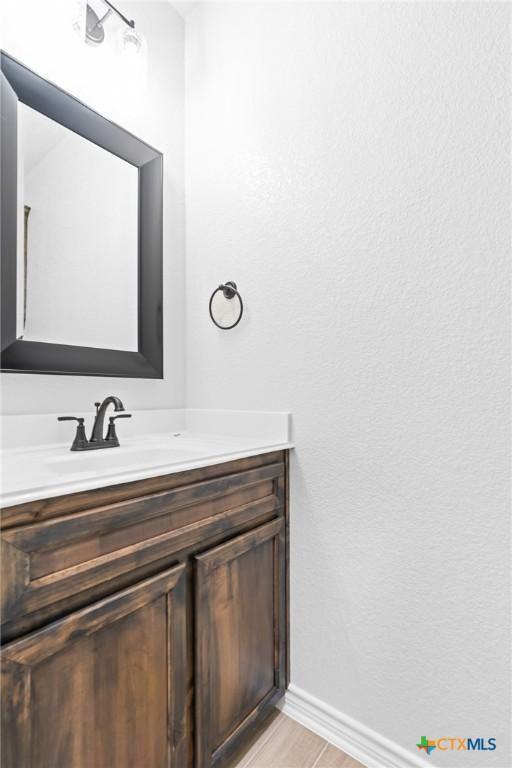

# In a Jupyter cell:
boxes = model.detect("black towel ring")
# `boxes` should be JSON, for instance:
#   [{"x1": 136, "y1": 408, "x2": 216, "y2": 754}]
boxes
[{"x1": 209, "y1": 281, "x2": 244, "y2": 330}]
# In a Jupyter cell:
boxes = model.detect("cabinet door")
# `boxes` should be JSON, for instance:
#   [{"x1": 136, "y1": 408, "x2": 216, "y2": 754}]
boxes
[
  {"x1": 195, "y1": 518, "x2": 286, "y2": 767},
  {"x1": 1, "y1": 563, "x2": 189, "y2": 768}
]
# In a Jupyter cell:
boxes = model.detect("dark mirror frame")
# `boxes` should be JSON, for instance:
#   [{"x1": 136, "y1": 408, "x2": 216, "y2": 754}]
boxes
[{"x1": 0, "y1": 51, "x2": 163, "y2": 378}]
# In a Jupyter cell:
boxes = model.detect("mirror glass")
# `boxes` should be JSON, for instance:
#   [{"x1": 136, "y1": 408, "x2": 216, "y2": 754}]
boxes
[{"x1": 16, "y1": 102, "x2": 138, "y2": 351}]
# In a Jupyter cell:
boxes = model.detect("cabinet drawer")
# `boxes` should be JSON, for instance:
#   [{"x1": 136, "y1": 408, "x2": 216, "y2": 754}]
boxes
[{"x1": 1, "y1": 461, "x2": 285, "y2": 633}]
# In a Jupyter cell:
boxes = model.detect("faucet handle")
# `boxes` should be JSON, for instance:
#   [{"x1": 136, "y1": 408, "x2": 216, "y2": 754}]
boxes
[
  {"x1": 105, "y1": 413, "x2": 132, "y2": 444},
  {"x1": 57, "y1": 416, "x2": 87, "y2": 451},
  {"x1": 58, "y1": 416, "x2": 85, "y2": 425}
]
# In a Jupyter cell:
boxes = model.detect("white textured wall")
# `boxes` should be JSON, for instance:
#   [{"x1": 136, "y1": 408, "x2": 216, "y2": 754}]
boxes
[
  {"x1": 0, "y1": 0, "x2": 185, "y2": 413},
  {"x1": 185, "y1": 3, "x2": 510, "y2": 765}
]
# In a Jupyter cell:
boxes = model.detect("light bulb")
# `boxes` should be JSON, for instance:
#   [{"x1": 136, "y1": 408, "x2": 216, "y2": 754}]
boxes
[
  {"x1": 122, "y1": 26, "x2": 142, "y2": 57},
  {"x1": 72, "y1": 0, "x2": 87, "y2": 42}
]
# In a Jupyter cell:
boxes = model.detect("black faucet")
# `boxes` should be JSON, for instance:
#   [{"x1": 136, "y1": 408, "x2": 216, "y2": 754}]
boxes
[
  {"x1": 58, "y1": 396, "x2": 132, "y2": 451},
  {"x1": 90, "y1": 396, "x2": 125, "y2": 442}
]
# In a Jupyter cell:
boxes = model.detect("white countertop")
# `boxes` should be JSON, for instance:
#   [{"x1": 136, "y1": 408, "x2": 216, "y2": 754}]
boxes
[{"x1": 0, "y1": 409, "x2": 292, "y2": 508}]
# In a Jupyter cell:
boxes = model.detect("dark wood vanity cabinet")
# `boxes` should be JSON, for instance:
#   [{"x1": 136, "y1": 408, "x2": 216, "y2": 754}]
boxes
[
  {"x1": 0, "y1": 451, "x2": 289, "y2": 768},
  {"x1": 195, "y1": 519, "x2": 286, "y2": 766},
  {"x1": 2, "y1": 565, "x2": 188, "y2": 768}
]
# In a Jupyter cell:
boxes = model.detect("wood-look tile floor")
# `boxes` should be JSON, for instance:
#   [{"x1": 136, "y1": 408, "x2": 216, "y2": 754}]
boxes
[{"x1": 227, "y1": 713, "x2": 366, "y2": 768}]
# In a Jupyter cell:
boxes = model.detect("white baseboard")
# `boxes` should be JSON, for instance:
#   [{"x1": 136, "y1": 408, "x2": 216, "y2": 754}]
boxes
[{"x1": 278, "y1": 684, "x2": 428, "y2": 768}]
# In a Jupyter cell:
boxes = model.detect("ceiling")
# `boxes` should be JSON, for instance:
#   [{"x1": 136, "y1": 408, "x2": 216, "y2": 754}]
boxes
[{"x1": 169, "y1": 2, "x2": 199, "y2": 18}]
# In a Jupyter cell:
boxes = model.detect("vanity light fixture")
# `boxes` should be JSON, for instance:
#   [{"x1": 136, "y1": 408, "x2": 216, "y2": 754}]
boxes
[{"x1": 74, "y1": 0, "x2": 142, "y2": 53}]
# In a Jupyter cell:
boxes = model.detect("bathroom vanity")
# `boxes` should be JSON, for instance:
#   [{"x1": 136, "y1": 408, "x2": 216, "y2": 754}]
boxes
[
  {"x1": 1, "y1": 447, "x2": 289, "y2": 768},
  {"x1": 0, "y1": 47, "x2": 291, "y2": 768}
]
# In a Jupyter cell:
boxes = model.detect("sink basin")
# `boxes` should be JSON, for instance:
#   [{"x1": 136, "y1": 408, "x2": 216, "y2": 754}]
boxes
[{"x1": 45, "y1": 440, "x2": 207, "y2": 475}]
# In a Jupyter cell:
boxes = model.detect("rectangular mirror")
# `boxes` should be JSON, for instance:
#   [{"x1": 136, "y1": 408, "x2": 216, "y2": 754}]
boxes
[
  {"x1": 1, "y1": 52, "x2": 163, "y2": 378},
  {"x1": 18, "y1": 103, "x2": 139, "y2": 351}
]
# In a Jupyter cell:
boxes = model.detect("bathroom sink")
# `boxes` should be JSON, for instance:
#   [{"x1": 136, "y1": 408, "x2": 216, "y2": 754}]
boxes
[
  {"x1": 45, "y1": 440, "x2": 206, "y2": 475},
  {"x1": 0, "y1": 415, "x2": 292, "y2": 507}
]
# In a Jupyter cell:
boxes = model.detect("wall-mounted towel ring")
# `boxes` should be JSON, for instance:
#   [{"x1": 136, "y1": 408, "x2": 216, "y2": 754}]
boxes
[{"x1": 209, "y1": 281, "x2": 243, "y2": 330}]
